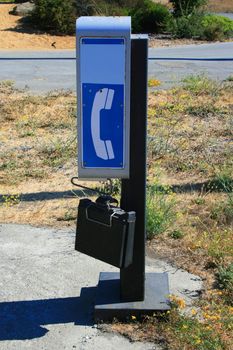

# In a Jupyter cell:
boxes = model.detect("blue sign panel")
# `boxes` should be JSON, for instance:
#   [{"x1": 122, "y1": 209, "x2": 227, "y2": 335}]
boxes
[
  {"x1": 77, "y1": 17, "x2": 131, "y2": 178},
  {"x1": 82, "y1": 83, "x2": 124, "y2": 168}
]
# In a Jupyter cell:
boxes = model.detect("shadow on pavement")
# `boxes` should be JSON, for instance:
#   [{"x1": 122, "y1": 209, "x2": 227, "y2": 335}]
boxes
[{"x1": 0, "y1": 287, "x2": 96, "y2": 341}]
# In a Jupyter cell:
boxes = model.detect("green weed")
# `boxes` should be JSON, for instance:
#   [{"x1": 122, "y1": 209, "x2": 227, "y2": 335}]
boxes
[
  {"x1": 16, "y1": 117, "x2": 37, "y2": 138},
  {"x1": 116, "y1": 295, "x2": 232, "y2": 350},
  {"x1": 225, "y1": 75, "x2": 233, "y2": 82},
  {"x1": 193, "y1": 197, "x2": 206, "y2": 205},
  {"x1": 0, "y1": 159, "x2": 17, "y2": 171},
  {"x1": 147, "y1": 110, "x2": 183, "y2": 162},
  {"x1": 169, "y1": 229, "x2": 184, "y2": 239},
  {"x1": 186, "y1": 103, "x2": 227, "y2": 118},
  {"x1": 182, "y1": 75, "x2": 220, "y2": 95},
  {"x1": 146, "y1": 184, "x2": 176, "y2": 239},
  {"x1": 207, "y1": 175, "x2": 233, "y2": 193},
  {"x1": 167, "y1": 312, "x2": 226, "y2": 350},
  {"x1": 210, "y1": 199, "x2": 233, "y2": 225},
  {"x1": 39, "y1": 137, "x2": 76, "y2": 167},
  {"x1": 2, "y1": 194, "x2": 20, "y2": 207},
  {"x1": 97, "y1": 179, "x2": 121, "y2": 196},
  {"x1": 217, "y1": 264, "x2": 233, "y2": 290},
  {"x1": 57, "y1": 208, "x2": 76, "y2": 222},
  {"x1": 208, "y1": 167, "x2": 233, "y2": 225},
  {"x1": 23, "y1": 167, "x2": 48, "y2": 180},
  {"x1": 198, "y1": 230, "x2": 233, "y2": 264},
  {"x1": 0, "y1": 80, "x2": 14, "y2": 90}
]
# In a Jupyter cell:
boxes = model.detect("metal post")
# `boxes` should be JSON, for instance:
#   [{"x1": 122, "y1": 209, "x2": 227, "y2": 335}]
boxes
[
  {"x1": 120, "y1": 36, "x2": 148, "y2": 302},
  {"x1": 94, "y1": 35, "x2": 170, "y2": 321}
]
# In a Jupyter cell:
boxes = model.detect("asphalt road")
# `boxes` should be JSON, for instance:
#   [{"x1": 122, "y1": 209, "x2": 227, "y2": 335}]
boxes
[
  {"x1": 0, "y1": 42, "x2": 232, "y2": 93},
  {"x1": 149, "y1": 41, "x2": 233, "y2": 88}
]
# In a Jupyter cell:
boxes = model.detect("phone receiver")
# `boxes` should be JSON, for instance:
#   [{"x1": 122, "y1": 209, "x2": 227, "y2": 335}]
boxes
[{"x1": 91, "y1": 88, "x2": 115, "y2": 160}]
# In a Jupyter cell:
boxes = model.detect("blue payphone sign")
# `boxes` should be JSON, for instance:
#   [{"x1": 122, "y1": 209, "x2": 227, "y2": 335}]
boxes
[
  {"x1": 77, "y1": 17, "x2": 131, "y2": 178},
  {"x1": 82, "y1": 82, "x2": 124, "y2": 168}
]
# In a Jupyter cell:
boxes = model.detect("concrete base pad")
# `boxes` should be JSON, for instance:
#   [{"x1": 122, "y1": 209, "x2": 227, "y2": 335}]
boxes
[{"x1": 94, "y1": 272, "x2": 170, "y2": 321}]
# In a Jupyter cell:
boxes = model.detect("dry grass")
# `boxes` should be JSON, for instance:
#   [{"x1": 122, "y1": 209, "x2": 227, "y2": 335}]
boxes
[
  {"x1": 0, "y1": 4, "x2": 75, "y2": 50},
  {"x1": 0, "y1": 77, "x2": 232, "y2": 241},
  {"x1": 138, "y1": 77, "x2": 232, "y2": 349},
  {"x1": 154, "y1": 0, "x2": 233, "y2": 12},
  {"x1": 147, "y1": 76, "x2": 232, "y2": 283},
  {"x1": 0, "y1": 81, "x2": 91, "y2": 227},
  {"x1": 148, "y1": 78, "x2": 233, "y2": 180},
  {"x1": 208, "y1": 0, "x2": 233, "y2": 13},
  {"x1": 148, "y1": 191, "x2": 232, "y2": 280},
  {"x1": 0, "y1": 78, "x2": 232, "y2": 349}
]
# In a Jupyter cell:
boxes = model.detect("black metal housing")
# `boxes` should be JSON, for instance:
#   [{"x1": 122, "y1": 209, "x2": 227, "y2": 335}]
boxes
[{"x1": 75, "y1": 198, "x2": 136, "y2": 268}]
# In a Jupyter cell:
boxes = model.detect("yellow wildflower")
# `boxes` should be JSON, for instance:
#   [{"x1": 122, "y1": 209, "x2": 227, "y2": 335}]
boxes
[
  {"x1": 169, "y1": 295, "x2": 186, "y2": 309},
  {"x1": 148, "y1": 79, "x2": 161, "y2": 87}
]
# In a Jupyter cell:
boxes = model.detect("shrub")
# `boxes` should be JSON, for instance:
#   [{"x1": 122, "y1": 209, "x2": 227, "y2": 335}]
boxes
[
  {"x1": 30, "y1": 0, "x2": 78, "y2": 34},
  {"x1": 168, "y1": 12, "x2": 204, "y2": 38},
  {"x1": 96, "y1": 0, "x2": 129, "y2": 16},
  {"x1": 169, "y1": 12, "x2": 233, "y2": 40},
  {"x1": 28, "y1": 0, "x2": 143, "y2": 34},
  {"x1": 103, "y1": 0, "x2": 147, "y2": 13},
  {"x1": 75, "y1": 0, "x2": 97, "y2": 16},
  {"x1": 201, "y1": 14, "x2": 233, "y2": 41},
  {"x1": 130, "y1": 0, "x2": 171, "y2": 33},
  {"x1": 169, "y1": 0, "x2": 207, "y2": 17}
]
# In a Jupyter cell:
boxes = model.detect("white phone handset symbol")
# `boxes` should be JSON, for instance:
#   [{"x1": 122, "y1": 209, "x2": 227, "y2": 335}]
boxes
[{"x1": 91, "y1": 88, "x2": 115, "y2": 160}]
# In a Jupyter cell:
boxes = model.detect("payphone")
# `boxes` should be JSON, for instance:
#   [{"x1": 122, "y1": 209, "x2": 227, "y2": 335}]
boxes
[
  {"x1": 76, "y1": 17, "x2": 131, "y2": 178},
  {"x1": 75, "y1": 16, "x2": 170, "y2": 321}
]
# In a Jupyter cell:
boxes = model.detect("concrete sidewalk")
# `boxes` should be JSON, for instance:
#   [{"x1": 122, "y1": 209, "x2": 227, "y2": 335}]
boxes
[{"x1": 0, "y1": 224, "x2": 202, "y2": 350}]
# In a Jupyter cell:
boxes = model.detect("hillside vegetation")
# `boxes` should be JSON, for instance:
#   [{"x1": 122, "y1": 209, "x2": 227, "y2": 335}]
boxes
[
  {"x1": 0, "y1": 3, "x2": 209, "y2": 49},
  {"x1": 157, "y1": 0, "x2": 233, "y2": 12},
  {"x1": 18, "y1": 0, "x2": 233, "y2": 41}
]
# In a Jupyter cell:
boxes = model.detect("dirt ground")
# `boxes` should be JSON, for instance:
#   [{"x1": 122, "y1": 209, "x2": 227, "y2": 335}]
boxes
[
  {"x1": 157, "y1": 0, "x2": 233, "y2": 12},
  {"x1": 0, "y1": 4, "x2": 213, "y2": 50},
  {"x1": 0, "y1": 4, "x2": 75, "y2": 50}
]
